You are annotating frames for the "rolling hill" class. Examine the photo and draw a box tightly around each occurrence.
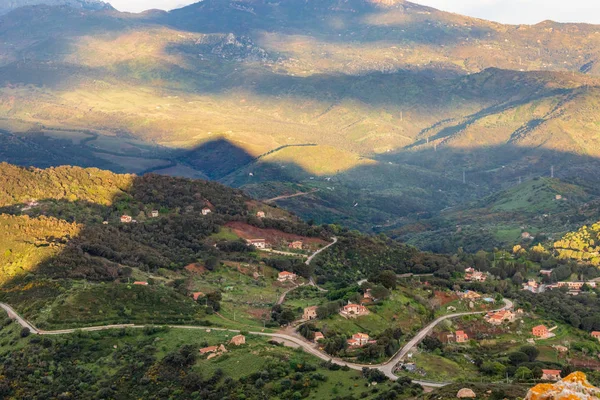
[2,0,600,247]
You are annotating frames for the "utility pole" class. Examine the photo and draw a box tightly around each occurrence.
[551,165,554,178]
[519,176,522,185]
[463,170,466,185]
[400,111,403,122]
[434,143,437,152]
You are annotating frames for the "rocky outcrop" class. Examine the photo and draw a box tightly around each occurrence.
[526,372,600,400]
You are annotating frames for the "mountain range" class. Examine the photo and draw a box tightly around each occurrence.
[2,0,600,249]
[0,0,113,15]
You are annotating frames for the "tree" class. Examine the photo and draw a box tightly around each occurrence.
[421,336,442,352]
[514,366,533,381]
[20,328,30,338]
[519,345,539,362]
[370,285,390,300]
[508,352,529,365]
[377,270,397,290]
[205,257,219,271]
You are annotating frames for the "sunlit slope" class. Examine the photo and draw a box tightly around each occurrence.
[3,2,600,238]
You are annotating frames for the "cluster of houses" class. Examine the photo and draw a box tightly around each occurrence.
[245,239,304,251]
[302,299,371,322]
[119,206,212,224]
[464,268,488,282]
[547,281,597,294]
[524,278,598,295]
[199,335,246,360]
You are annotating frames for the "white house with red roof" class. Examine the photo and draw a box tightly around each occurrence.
[340,303,369,318]
[277,271,297,282]
[347,333,371,347]
[542,369,562,381]
[485,309,516,325]
[246,239,267,249]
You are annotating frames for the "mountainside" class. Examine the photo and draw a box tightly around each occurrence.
[1,162,600,398]
[0,0,113,15]
[2,0,600,248]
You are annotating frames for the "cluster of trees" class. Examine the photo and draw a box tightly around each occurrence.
[305,326,403,362]
[475,345,563,382]
[313,233,466,286]
[356,328,404,362]
[263,257,315,279]
[554,222,600,265]
[0,163,132,208]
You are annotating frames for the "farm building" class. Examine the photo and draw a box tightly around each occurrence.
[303,306,318,320]
[340,303,369,318]
[277,271,297,282]
[246,239,267,249]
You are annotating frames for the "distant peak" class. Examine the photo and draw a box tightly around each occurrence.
[0,0,114,16]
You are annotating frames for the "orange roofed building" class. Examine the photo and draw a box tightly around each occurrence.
[455,330,469,343]
[340,303,369,318]
[532,325,549,338]
[541,369,562,381]
[133,281,148,286]
[192,292,205,301]
[278,271,297,282]
[591,331,600,340]
[485,310,515,325]
[288,241,303,250]
[347,333,371,347]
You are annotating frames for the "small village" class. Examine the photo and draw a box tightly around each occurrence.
[13,193,600,391]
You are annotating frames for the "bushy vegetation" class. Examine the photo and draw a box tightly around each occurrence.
[554,222,600,265]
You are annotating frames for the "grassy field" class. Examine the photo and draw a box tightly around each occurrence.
[402,351,478,383]
[314,288,429,337]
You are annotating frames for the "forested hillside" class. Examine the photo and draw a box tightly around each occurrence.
[2,1,600,245]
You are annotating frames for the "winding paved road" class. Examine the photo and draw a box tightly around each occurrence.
[306,237,338,265]
[0,298,512,388]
